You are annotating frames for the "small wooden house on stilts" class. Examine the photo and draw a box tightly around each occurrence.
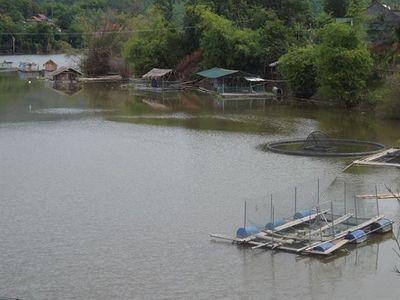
[196,67,274,110]
[50,66,82,83]
[131,68,181,91]
[196,67,270,95]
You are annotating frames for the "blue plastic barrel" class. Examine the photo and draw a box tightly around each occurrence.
[345,229,366,243]
[371,219,393,233]
[265,218,286,230]
[236,226,258,238]
[294,210,312,219]
[313,242,334,252]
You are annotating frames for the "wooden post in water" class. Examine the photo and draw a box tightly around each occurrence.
[244,201,247,228]
[344,182,348,229]
[354,195,358,225]
[272,204,275,244]
[344,182,347,214]
[270,194,273,221]
[375,184,380,217]
[318,206,323,240]
[294,186,297,215]
[331,201,335,237]
[317,179,320,207]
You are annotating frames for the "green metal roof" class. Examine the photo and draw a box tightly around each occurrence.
[196,67,239,79]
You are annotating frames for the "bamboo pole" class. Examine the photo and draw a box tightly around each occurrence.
[244,201,247,228]
[375,184,380,217]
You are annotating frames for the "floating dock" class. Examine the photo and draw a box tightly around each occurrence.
[348,148,400,169]
[211,194,393,256]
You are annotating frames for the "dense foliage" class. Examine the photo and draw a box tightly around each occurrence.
[279,47,318,98]
[0,0,153,53]
[316,23,373,106]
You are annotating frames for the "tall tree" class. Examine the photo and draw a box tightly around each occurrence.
[323,0,350,17]
[316,23,373,106]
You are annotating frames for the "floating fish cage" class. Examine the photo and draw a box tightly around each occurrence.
[263,131,385,157]
[211,206,393,256]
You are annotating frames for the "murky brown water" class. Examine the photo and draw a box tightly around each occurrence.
[1,66,400,299]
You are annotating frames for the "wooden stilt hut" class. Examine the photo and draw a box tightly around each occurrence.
[131,68,181,91]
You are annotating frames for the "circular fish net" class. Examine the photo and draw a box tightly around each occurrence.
[302,131,334,152]
[263,131,385,157]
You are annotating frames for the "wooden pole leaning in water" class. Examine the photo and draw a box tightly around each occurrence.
[317,179,320,207]
[375,184,380,217]
[294,186,297,215]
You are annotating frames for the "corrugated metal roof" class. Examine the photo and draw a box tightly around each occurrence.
[196,67,239,79]
[43,59,57,66]
[50,66,82,77]
[142,68,173,79]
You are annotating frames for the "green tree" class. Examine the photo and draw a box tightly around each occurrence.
[193,6,262,72]
[279,46,318,98]
[259,11,293,66]
[316,23,373,106]
[123,9,184,76]
[323,0,350,17]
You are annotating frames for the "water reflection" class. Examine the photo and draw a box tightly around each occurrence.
[45,81,83,97]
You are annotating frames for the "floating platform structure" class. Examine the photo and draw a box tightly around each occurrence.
[211,185,393,256]
[349,148,400,169]
[211,208,393,256]
[196,67,276,110]
[130,68,182,92]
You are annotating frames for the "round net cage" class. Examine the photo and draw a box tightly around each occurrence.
[262,131,385,157]
[302,131,334,152]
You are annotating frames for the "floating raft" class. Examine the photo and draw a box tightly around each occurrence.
[211,209,393,256]
[350,148,400,169]
[356,192,400,200]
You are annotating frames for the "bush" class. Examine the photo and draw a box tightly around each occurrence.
[315,23,373,107]
[279,46,317,98]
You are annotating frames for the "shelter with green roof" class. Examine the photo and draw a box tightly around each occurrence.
[196,67,266,95]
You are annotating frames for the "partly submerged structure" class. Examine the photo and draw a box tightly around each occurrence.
[266,131,385,157]
[50,66,82,83]
[131,68,181,91]
[196,67,267,95]
[350,148,400,169]
[211,194,393,256]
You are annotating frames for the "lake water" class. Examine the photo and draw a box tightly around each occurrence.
[0,68,400,299]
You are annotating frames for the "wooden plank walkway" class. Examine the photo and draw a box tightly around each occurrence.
[269,210,329,232]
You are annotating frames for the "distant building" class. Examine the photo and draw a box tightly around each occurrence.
[335,17,354,26]
[196,67,266,94]
[366,0,400,26]
[43,60,58,72]
[27,14,53,24]
[18,61,39,72]
[50,66,82,83]
[0,60,13,69]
